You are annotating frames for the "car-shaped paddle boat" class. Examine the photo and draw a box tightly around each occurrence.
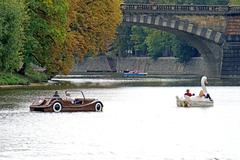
[30,91,103,112]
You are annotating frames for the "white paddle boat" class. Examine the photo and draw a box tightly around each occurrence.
[176,76,214,107]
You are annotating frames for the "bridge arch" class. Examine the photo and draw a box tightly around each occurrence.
[123,14,224,77]
[120,4,234,77]
[124,14,225,45]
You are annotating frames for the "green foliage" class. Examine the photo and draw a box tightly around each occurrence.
[131,26,148,56]
[0,72,29,85]
[25,0,69,75]
[112,24,133,57]
[0,0,123,82]
[25,67,48,83]
[145,29,180,59]
[0,0,27,72]
[229,0,240,5]
[174,42,200,63]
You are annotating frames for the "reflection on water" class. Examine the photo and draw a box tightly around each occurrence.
[50,77,197,87]
[1,86,240,160]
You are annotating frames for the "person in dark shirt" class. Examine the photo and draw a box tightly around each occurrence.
[184,89,194,97]
[53,91,60,98]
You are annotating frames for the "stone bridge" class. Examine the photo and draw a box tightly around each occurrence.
[121,4,240,78]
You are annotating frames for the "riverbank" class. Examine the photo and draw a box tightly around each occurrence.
[0,72,29,85]
[0,82,79,90]
[0,71,48,86]
[1,73,240,90]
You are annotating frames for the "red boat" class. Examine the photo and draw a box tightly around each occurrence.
[30,91,103,112]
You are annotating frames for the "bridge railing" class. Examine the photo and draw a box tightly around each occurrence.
[229,6,240,14]
[121,4,240,15]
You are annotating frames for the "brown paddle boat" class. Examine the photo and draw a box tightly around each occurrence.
[30,91,103,112]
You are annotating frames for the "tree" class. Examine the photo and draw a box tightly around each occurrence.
[145,29,179,59]
[111,24,134,57]
[66,0,122,61]
[25,0,69,75]
[0,0,27,73]
[229,0,240,5]
[174,41,200,63]
[131,26,148,56]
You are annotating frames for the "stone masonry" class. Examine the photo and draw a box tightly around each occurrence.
[121,4,240,78]
[72,56,208,77]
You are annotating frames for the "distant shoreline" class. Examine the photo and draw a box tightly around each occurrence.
[1,76,240,90]
[0,83,50,90]
[0,73,240,90]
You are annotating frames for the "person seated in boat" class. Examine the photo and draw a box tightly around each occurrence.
[53,91,60,98]
[199,90,205,97]
[199,90,213,101]
[205,93,213,101]
[184,89,194,97]
[65,91,75,104]
[123,69,129,73]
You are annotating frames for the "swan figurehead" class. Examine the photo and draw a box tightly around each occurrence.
[201,76,208,94]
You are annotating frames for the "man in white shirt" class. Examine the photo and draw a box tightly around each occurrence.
[65,91,75,104]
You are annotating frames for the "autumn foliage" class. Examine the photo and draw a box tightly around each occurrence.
[0,0,122,75]
[66,0,122,60]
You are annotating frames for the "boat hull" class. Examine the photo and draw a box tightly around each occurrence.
[176,96,213,107]
[123,73,147,77]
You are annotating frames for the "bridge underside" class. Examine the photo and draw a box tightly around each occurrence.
[124,20,223,78]
[124,14,225,44]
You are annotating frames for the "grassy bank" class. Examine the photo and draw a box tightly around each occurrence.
[25,68,49,83]
[0,70,48,86]
[0,72,29,85]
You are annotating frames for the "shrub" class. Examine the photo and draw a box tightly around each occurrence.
[0,72,29,85]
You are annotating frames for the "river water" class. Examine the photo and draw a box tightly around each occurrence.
[0,86,240,160]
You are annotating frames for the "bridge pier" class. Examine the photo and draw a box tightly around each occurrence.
[222,15,240,78]
[222,41,240,78]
